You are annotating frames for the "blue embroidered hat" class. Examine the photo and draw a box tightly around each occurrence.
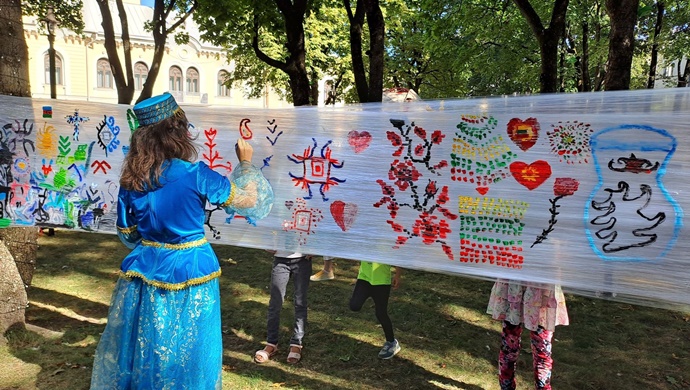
[132,92,183,127]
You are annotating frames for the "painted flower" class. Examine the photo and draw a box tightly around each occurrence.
[412,212,451,245]
[553,177,579,197]
[386,131,405,156]
[414,144,425,156]
[424,180,438,197]
[431,130,445,144]
[389,160,422,191]
[414,126,427,140]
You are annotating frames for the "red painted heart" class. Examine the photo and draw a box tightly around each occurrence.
[506,117,540,151]
[330,200,358,231]
[348,130,372,153]
[510,160,552,190]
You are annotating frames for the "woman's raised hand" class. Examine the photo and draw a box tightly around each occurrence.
[235,138,253,163]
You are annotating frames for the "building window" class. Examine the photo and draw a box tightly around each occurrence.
[134,62,149,91]
[169,66,182,92]
[44,53,63,85]
[97,58,113,88]
[186,67,199,94]
[217,70,231,97]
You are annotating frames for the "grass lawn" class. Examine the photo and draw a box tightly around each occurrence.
[1,230,689,389]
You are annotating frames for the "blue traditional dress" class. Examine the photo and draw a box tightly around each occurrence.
[90,159,243,390]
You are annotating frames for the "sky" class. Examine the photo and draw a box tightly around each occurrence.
[141,0,154,8]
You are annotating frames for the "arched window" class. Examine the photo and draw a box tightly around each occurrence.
[134,62,149,91]
[186,67,199,94]
[97,58,113,88]
[169,66,182,92]
[43,52,63,85]
[217,70,230,97]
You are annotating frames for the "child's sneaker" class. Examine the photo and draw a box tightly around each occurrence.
[310,270,335,281]
[378,339,401,359]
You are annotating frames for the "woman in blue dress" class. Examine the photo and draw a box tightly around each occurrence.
[90,93,269,389]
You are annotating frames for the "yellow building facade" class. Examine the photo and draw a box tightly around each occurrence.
[22,0,291,108]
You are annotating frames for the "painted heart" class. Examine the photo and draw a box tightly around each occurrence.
[285,200,294,210]
[476,187,489,195]
[506,117,540,151]
[510,160,552,190]
[330,200,358,232]
[347,130,372,153]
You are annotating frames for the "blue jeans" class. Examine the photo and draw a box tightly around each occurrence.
[266,256,312,346]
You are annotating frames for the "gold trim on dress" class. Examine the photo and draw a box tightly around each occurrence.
[117,225,138,234]
[220,184,236,207]
[119,269,222,291]
[140,237,208,250]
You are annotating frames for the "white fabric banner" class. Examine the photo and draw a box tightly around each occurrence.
[1,89,688,308]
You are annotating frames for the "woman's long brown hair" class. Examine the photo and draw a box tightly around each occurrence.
[120,112,198,192]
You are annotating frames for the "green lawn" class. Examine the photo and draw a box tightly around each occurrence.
[1,230,689,389]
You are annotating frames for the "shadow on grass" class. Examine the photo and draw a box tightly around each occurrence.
[6,231,688,390]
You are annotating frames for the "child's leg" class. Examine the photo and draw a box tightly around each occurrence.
[370,284,394,342]
[266,258,290,345]
[289,256,312,346]
[530,326,554,390]
[499,321,523,390]
[349,279,372,312]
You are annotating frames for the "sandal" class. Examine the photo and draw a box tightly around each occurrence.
[286,344,303,364]
[254,343,278,364]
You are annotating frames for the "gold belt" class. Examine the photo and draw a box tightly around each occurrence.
[140,237,208,250]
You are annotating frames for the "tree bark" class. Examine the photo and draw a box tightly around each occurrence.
[0,240,28,335]
[513,0,570,93]
[0,0,31,97]
[647,2,664,89]
[248,1,311,106]
[0,1,38,335]
[96,0,135,104]
[604,0,640,90]
[137,0,198,103]
[345,0,369,102]
[581,21,591,91]
[678,60,690,88]
[364,0,384,102]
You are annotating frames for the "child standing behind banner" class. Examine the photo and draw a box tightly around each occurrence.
[486,280,569,390]
[254,251,312,364]
[349,261,402,359]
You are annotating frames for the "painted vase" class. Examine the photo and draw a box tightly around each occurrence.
[585,125,682,261]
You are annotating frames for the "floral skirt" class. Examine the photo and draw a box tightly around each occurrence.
[487,280,569,331]
[90,276,222,389]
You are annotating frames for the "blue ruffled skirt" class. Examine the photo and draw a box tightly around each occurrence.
[90,277,222,389]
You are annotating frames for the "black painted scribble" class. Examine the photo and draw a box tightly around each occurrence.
[589,181,666,253]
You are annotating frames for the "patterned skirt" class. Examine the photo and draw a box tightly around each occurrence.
[486,280,569,331]
[90,277,222,389]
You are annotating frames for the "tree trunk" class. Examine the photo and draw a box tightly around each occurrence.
[0,1,36,336]
[0,228,39,288]
[137,23,167,103]
[678,60,690,88]
[647,2,664,89]
[284,6,311,106]
[582,21,591,91]
[513,0,570,93]
[0,227,38,335]
[96,0,135,104]
[0,0,31,97]
[365,0,384,102]
[604,0,640,90]
[345,0,370,102]
[0,240,27,335]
